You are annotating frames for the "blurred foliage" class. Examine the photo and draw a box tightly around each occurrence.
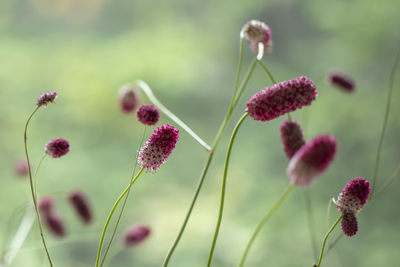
[0,0,399,266]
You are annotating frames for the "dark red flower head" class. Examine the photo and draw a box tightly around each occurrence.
[337,177,370,214]
[341,212,358,237]
[328,69,355,93]
[44,213,66,237]
[45,138,70,158]
[68,190,93,224]
[124,225,151,247]
[279,119,305,159]
[37,91,57,107]
[136,104,160,126]
[119,84,140,113]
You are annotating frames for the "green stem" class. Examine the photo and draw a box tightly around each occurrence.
[33,154,47,200]
[162,37,256,267]
[95,167,144,267]
[136,80,211,152]
[99,127,147,267]
[303,189,318,262]
[24,106,54,267]
[316,214,343,267]
[238,184,296,267]
[375,163,400,197]
[370,46,400,200]
[326,197,333,230]
[207,113,248,266]
[232,59,256,108]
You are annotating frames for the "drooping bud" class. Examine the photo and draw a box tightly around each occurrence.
[14,159,29,177]
[250,40,273,57]
[136,104,160,126]
[287,135,337,187]
[36,91,57,107]
[118,84,141,113]
[279,119,305,159]
[138,124,179,172]
[68,190,93,224]
[341,211,358,237]
[123,225,151,247]
[45,138,70,158]
[328,69,355,93]
[337,177,370,214]
[246,76,317,121]
[242,20,272,46]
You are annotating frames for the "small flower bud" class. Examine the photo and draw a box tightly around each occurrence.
[68,190,93,224]
[328,69,355,93]
[136,104,160,126]
[118,84,141,113]
[279,119,305,159]
[287,135,337,187]
[337,177,370,214]
[341,211,358,237]
[246,76,317,122]
[242,20,272,45]
[123,225,151,247]
[45,138,70,158]
[14,159,29,177]
[44,213,66,237]
[138,124,179,172]
[38,197,54,215]
[36,91,57,107]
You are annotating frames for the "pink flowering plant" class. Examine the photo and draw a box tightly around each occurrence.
[2,15,400,267]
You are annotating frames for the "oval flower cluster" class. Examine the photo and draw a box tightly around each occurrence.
[123,225,151,247]
[37,91,57,107]
[45,138,70,158]
[279,119,305,159]
[68,191,93,224]
[328,69,355,93]
[336,177,370,236]
[137,104,160,126]
[38,197,66,237]
[119,84,141,113]
[138,124,179,172]
[246,76,317,121]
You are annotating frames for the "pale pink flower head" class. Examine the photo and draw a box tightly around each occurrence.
[118,84,141,113]
[246,76,317,121]
[38,196,55,215]
[14,159,29,177]
[337,177,370,214]
[36,91,57,107]
[138,124,179,172]
[242,20,272,45]
[136,104,160,126]
[68,190,93,224]
[124,225,151,247]
[341,211,358,237]
[45,138,70,158]
[279,119,305,159]
[328,69,355,93]
[287,135,337,187]
[44,213,66,237]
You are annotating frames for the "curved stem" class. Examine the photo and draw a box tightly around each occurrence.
[95,167,144,267]
[33,154,47,199]
[162,37,255,267]
[24,106,54,267]
[99,127,147,267]
[370,46,400,200]
[232,59,257,108]
[375,162,400,197]
[136,80,211,152]
[238,184,296,267]
[303,189,318,262]
[316,214,343,267]
[207,113,248,266]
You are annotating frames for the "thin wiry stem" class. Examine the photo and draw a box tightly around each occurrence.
[303,189,318,262]
[238,184,296,267]
[24,106,54,267]
[370,46,400,199]
[207,113,248,266]
[136,80,211,152]
[375,162,400,197]
[99,127,147,267]
[95,167,145,267]
[316,214,343,267]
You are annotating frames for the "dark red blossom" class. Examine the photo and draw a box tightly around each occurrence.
[246,76,317,121]
[341,212,358,237]
[279,119,305,159]
[328,70,355,92]
[37,91,57,107]
[44,213,66,237]
[68,190,93,224]
[45,138,70,158]
[136,104,160,126]
[119,84,140,113]
[124,225,151,247]
[337,177,370,214]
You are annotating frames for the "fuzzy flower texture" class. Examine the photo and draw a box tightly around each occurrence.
[137,104,160,126]
[37,91,57,107]
[287,135,336,187]
[280,119,305,159]
[138,124,179,172]
[246,76,317,121]
[45,138,70,158]
[242,20,273,56]
[336,178,370,237]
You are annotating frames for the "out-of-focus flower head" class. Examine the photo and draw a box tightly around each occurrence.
[45,138,70,158]
[279,119,305,159]
[123,225,151,247]
[118,84,141,113]
[136,104,160,126]
[37,91,57,107]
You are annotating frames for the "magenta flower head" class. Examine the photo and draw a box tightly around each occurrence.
[341,211,358,237]
[38,196,55,216]
[123,225,151,247]
[14,159,29,177]
[279,119,305,159]
[68,190,92,224]
[44,213,66,237]
[138,124,179,172]
[337,177,370,215]
[45,138,70,158]
[246,76,317,121]
[242,20,272,46]
[136,104,160,126]
[328,69,355,93]
[37,91,57,107]
[287,135,337,187]
[118,84,141,114]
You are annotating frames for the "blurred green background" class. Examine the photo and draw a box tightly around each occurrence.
[0,0,399,266]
